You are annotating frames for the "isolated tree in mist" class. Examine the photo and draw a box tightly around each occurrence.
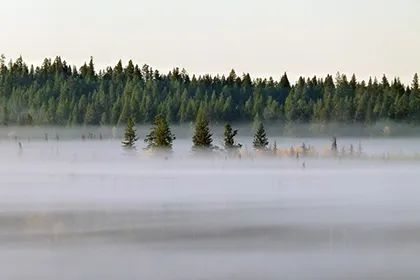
[253,122,269,150]
[122,117,138,149]
[273,141,278,154]
[331,137,338,153]
[144,115,175,150]
[192,112,213,149]
[224,123,242,149]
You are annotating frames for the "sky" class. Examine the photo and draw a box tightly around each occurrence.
[1,0,419,84]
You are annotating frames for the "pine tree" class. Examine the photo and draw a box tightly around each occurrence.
[253,122,269,150]
[412,73,419,91]
[279,72,291,89]
[144,115,176,150]
[192,113,213,150]
[122,117,138,149]
[224,123,241,149]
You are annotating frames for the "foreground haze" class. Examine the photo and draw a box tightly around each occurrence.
[1,127,420,279]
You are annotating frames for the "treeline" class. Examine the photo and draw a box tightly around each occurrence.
[0,56,419,126]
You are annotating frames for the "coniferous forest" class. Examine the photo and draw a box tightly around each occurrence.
[0,55,419,126]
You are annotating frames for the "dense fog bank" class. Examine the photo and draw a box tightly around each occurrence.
[0,138,420,279]
[2,122,420,141]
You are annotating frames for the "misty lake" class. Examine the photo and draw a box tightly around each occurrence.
[1,127,420,279]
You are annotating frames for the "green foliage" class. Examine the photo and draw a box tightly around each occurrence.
[253,122,269,150]
[192,113,213,149]
[122,117,138,149]
[224,123,241,149]
[0,56,419,125]
[144,115,176,150]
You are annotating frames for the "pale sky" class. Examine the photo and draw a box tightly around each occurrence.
[1,0,419,83]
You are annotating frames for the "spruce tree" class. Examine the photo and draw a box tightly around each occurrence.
[412,73,419,91]
[253,122,269,150]
[144,115,176,150]
[192,113,213,150]
[224,123,241,149]
[122,117,138,149]
[279,72,291,89]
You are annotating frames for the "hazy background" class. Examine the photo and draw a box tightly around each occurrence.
[1,0,419,83]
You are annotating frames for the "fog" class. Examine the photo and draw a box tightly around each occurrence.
[1,126,420,279]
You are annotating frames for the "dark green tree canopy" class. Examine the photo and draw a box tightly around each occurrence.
[144,115,176,150]
[0,56,419,126]
[253,122,269,150]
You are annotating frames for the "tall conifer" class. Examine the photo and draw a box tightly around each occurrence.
[253,122,269,150]
[192,112,213,150]
[122,117,138,149]
[145,115,175,151]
